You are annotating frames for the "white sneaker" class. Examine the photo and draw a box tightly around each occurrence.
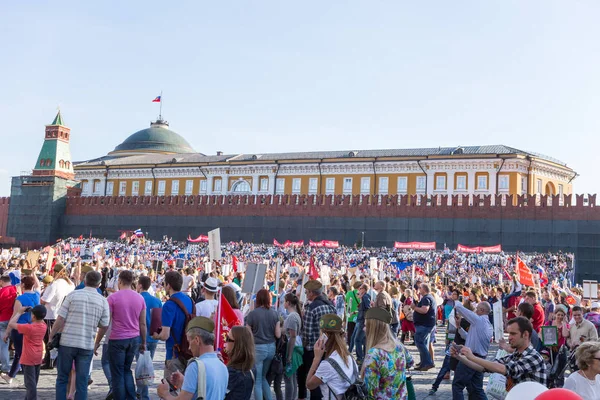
[0,372,13,385]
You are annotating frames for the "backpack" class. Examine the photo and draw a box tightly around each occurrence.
[326,357,367,400]
[168,296,194,363]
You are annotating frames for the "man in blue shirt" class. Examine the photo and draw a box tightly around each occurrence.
[137,275,163,400]
[156,316,228,400]
[411,283,437,371]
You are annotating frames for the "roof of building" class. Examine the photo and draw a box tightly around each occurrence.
[50,111,64,126]
[109,120,195,155]
[75,144,570,169]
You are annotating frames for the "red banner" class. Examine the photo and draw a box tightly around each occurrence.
[394,242,436,250]
[215,292,242,364]
[188,235,209,243]
[274,239,305,247]
[516,256,535,287]
[310,240,339,248]
[457,244,502,253]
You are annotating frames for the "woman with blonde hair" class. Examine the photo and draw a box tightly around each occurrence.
[563,341,600,399]
[225,326,256,400]
[362,307,413,400]
[307,314,358,399]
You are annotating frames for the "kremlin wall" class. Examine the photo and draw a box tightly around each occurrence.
[1,111,598,282]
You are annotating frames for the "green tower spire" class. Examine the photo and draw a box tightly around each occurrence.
[32,110,74,180]
[50,110,64,126]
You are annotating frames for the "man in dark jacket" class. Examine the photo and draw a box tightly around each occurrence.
[354,283,372,364]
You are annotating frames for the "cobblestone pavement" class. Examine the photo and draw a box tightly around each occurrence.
[0,325,494,399]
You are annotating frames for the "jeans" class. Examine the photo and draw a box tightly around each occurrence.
[108,336,140,400]
[414,325,434,367]
[354,322,366,361]
[346,321,356,351]
[56,345,94,400]
[452,359,487,400]
[284,370,298,400]
[432,354,451,390]
[42,319,56,368]
[0,322,10,373]
[23,364,41,400]
[102,342,112,388]
[136,341,158,400]
[390,323,399,337]
[348,323,357,353]
[254,342,276,400]
[297,349,321,400]
[8,329,23,377]
[268,368,283,400]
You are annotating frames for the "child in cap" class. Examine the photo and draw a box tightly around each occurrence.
[7,304,47,398]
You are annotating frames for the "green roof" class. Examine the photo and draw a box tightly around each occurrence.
[110,122,195,154]
[50,111,64,126]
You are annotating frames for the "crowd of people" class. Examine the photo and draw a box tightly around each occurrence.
[0,236,596,400]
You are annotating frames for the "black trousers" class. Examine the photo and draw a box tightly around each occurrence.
[346,321,356,347]
[42,319,55,369]
[297,349,323,400]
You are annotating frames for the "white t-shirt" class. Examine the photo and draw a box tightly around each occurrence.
[563,370,600,400]
[41,278,75,320]
[182,275,195,293]
[315,351,357,400]
[195,299,218,318]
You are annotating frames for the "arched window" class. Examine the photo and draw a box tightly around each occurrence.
[59,160,64,168]
[66,161,70,169]
[231,180,251,193]
[46,159,52,167]
[40,159,45,167]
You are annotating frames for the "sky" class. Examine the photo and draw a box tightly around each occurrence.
[1,1,598,197]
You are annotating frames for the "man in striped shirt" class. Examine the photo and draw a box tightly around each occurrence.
[49,271,110,400]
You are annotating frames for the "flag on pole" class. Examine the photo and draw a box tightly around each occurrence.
[215,291,242,364]
[309,256,319,280]
[516,256,535,287]
[152,95,161,103]
[119,231,127,240]
[232,256,238,273]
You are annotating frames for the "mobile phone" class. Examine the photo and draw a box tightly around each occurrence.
[319,332,329,346]
[162,378,178,392]
[24,307,32,313]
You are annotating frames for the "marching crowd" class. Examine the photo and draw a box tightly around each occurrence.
[0,237,597,400]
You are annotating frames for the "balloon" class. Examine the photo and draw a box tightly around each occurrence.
[535,388,583,400]
[505,381,548,400]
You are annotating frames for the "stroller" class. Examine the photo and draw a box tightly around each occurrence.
[547,345,578,388]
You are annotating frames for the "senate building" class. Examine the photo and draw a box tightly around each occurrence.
[71,115,576,201]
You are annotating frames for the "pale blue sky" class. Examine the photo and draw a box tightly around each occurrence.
[1,1,598,196]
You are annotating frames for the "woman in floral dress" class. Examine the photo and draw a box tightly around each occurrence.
[362,307,414,400]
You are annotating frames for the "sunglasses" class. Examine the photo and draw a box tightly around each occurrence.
[225,336,235,343]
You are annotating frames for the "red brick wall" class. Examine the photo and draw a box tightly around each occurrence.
[64,194,600,221]
[0,197,9,238]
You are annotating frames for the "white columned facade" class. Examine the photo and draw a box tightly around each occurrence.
[251,174,259,194]
[206,176,213,195]
[489,168,498,205]
[426,171,435,197]
[446,171,455,205]
[467,170,476,205]
[221,175,229,194]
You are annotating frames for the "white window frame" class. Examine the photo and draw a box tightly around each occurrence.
[326,178,335,194]
[171,180,180,195]
[200,180,207,193]
[498,175,509,191]
[416,176,426,192]
[343,177,353,194]
[360,177,370,194]
[276,178,285,194]
[456,176,466,191]
[558,184,564,196]
[536,179,542,194]
[106,182,114,196]
[436,175,446,191]
[93,181,102,194]
[292,178,301,194]
[144,181,152,196]
[185,180,193,195]
[119,181,127,196]
[158,180,166,196]
[477,175,488,190]
[308,177,318,194]
[379,177,389,195]
[398,177,408,194]
[82,181,90,194]
[260,178,269,192]
[214,179,222,193]
[132,181,140,196]
[521,177,528,193]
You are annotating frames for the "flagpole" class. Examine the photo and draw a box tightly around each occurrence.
[215,287,222,352]
[159,90,163,120]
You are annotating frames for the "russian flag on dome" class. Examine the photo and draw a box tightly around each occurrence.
[134,229,144,237]
[152,95,161,103]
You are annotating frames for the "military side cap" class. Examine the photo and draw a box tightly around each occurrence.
[304,280,322,291]
[366,307,392,324]
[22,269,32,276]
[42,275,54,284]
[319,314,343,332]
[186,316,215,334]
[81,265,94,274]
[54,263,65,273]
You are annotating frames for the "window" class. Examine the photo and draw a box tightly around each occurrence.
[326,178,335,194]
[214,179,222,193]
[343,177,353,194]
[276,178,285,194]
[158,180,166,195]
[260,178,269,192]
[40,159,45,167]
[232,180,250,192]
[185,180,194,195]
[498,175,509,190]
[436,175,446,190]
[46,159,52,166]
[558,184,564,196]
[119,182,127,196]
[477,175,488,190]
[200,180,207,193]
[456,176,466,190]
[309,178,318,193]
[82,181,90,194]
[521,177,528,193]
[132,181,139,196]
[106,182,114,196]
[144,181,152,196]
[416,176,426,191]
[171,180,180,195]
[360,177,370,194]
[292,178,301,193]
[397,177,408,193]
[379,177,389,195]
[536,179,542,194]
[93,181,101,194]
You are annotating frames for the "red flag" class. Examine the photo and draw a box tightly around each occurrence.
[309,256,319,280]
[566,295,577,305]
[119,232,127,240]
[232,256,238,273]
[516,256,535,287]
[215,292,242,364]
[78,235,83,240]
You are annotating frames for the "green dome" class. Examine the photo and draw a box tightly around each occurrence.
[110,120,194,155]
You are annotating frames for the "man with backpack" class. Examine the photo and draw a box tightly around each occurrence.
[152,271,194,377]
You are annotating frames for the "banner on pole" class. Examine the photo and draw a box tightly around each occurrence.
[456,244,502,253]
[394,242,436,250]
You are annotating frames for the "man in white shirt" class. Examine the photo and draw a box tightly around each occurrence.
[195,277,219,318]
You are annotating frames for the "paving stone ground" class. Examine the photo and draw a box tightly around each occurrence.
[0,325,492,399]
